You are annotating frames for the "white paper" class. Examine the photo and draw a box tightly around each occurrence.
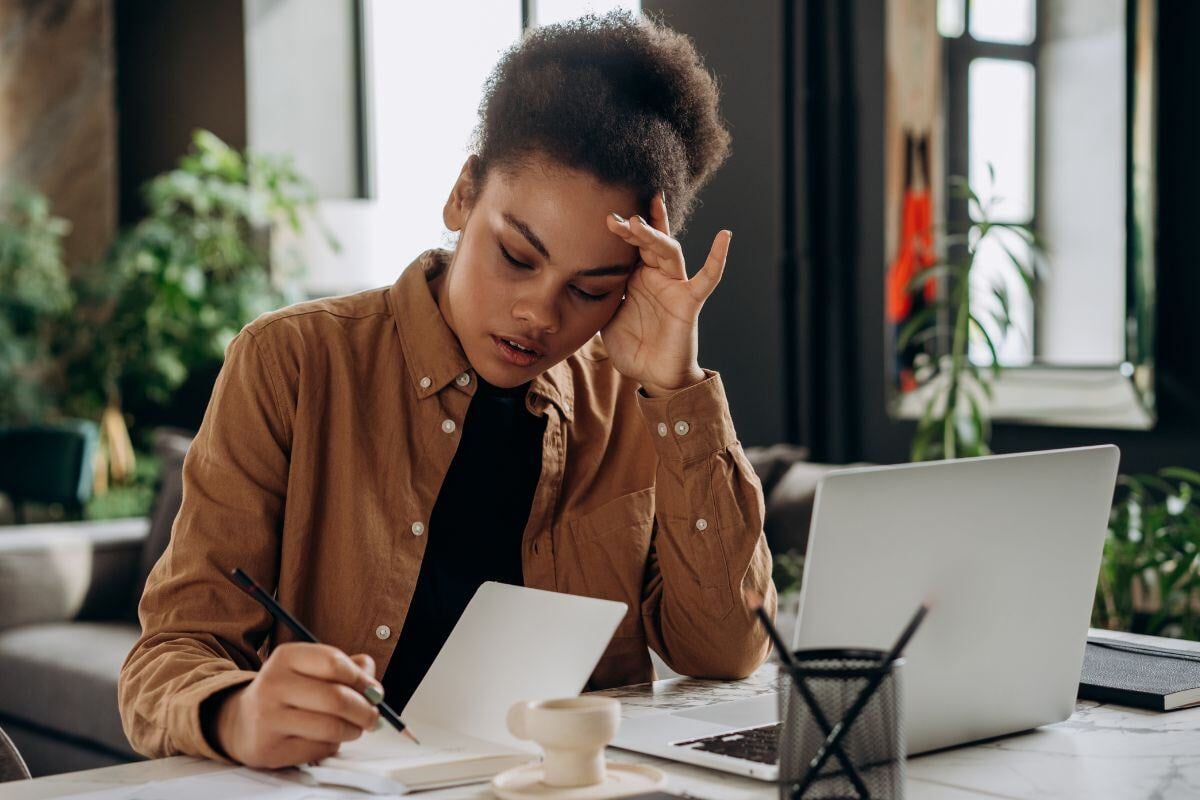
[304,584,626,795]
[298,710,534,794]
[51,767,397,799]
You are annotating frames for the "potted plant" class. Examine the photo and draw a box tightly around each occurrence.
[0,132,333,522]
[1093,468,1200,639]
[59,130,333,494]
[898,170,1045,461]
[0,188,101,522]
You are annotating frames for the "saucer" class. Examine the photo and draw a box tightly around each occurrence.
[492,761,667,800]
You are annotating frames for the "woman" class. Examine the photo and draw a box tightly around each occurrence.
[118,11,775,769]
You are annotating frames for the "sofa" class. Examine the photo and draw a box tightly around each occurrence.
[0,434,840,777]
[0,429,191,776]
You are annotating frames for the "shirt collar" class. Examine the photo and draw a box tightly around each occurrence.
[387,249,575,421]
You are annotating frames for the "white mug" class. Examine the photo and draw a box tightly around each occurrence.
[506,696,621,787]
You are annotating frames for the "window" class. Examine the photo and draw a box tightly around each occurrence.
[287,0,641,295]
[943,0,1039,368]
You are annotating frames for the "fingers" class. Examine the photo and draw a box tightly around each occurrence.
[249,737,341,771]
[607,212,687,281]
[278,643,382,699]
[275,706,366,745]
[274,672,381,732]
[349,653,377,681]
[691,230,732,299]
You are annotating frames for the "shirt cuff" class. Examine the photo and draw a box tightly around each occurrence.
[168,668,258,763]
[635,370,738,463]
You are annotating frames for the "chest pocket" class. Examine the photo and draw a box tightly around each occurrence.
[560,487,655,637]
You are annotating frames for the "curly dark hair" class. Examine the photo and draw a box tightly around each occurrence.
[470,10,731,235]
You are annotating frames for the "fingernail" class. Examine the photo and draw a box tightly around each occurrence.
[610,212,626,223]
[364,684,384,705]
[634,215,646,225]
[373,716,386,732]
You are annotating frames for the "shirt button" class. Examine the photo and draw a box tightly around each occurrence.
[419,376,432,389]
[455,372,470,387]
[695,518,709,532]
[441,419,456,434]
[411,521,425,536]
[657,422,668,438]
[674,420,691,436]
[375,625,391,640]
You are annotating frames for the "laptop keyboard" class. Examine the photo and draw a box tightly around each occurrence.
[672,722,781,765]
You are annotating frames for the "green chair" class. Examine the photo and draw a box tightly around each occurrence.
[0,420,99,523]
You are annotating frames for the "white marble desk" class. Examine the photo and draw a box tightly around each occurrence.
[8,638,1200,800]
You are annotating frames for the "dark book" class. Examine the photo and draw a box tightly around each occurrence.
[1079,637,1200,711]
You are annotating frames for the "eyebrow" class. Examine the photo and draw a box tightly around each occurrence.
[502,213,637,278]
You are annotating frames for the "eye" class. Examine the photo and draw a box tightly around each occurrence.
[572,286,609,302]
[499,243,532,269]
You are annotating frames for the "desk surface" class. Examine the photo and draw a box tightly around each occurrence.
[9,635,1200,800]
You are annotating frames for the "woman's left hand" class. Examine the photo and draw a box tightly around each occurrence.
[601,192,731,397]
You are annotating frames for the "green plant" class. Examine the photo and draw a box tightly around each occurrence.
[85,451,161,521]
[1094,468,1200,639]
[61,129,332,422]
[773,549,806,597]
[902,171,1045,461]
[0,187,72,424]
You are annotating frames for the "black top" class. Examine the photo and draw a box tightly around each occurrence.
[381,376,546,710]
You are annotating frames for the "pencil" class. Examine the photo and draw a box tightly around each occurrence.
[228,567,420,745]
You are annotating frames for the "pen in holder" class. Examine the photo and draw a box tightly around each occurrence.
[777,649,904,800]
[751,599,927,800]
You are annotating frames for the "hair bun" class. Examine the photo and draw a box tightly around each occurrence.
[471,10,731,235]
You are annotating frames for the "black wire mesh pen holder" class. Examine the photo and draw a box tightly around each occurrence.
[777,649,905,800]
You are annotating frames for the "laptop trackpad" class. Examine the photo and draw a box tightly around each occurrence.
[673,694,779,727]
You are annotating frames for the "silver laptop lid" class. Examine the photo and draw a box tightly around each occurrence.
[793,445,1120,754]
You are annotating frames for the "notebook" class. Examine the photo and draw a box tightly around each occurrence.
[1079,636,1200,711]
[300,583,628,795]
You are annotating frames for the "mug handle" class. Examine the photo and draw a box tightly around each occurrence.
[506,701,531,740]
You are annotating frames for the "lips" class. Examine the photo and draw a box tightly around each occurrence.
[491,335,544,367]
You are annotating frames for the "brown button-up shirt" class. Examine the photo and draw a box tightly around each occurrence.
[118,249,776,762]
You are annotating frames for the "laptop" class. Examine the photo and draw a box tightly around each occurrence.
[611,445,1120,780]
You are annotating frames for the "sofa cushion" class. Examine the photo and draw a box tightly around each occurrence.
[132,428,193,614]
[0,519,148,631]
[0,622,141,758]
[763,462,868,555]
[743,443,810,499]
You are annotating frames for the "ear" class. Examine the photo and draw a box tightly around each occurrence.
[443,155,480,232]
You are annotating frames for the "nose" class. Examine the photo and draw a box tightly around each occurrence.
[511,285,560,336]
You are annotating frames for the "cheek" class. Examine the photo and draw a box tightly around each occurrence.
[565,297,624,341]
[447,261,509,325]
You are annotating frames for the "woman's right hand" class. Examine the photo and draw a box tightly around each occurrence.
[210,642,384,768]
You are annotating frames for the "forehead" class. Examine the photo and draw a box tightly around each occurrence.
[478,160,639,266]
